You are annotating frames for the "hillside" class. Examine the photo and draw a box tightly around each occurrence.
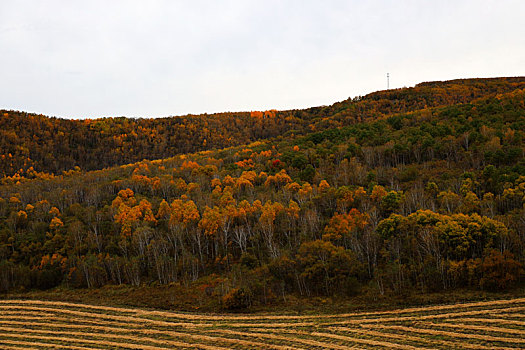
[0,77,524,311]
[1,77,524,178]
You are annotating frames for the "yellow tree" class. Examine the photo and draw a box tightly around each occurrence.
[259,201,284,258]
[438,190,460,213]
[370,185,387,203]
[112,189,157,238]
[156,199,171,220]
[323,209,369,242]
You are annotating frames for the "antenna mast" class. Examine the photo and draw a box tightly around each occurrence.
[387,73,390,90]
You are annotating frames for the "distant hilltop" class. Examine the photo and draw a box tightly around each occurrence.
[1,76,524,177]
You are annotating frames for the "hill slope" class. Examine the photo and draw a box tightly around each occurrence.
[0,77,524,309]
[1,77,524,177]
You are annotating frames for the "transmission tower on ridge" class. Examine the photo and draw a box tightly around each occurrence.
[387,73,390,90]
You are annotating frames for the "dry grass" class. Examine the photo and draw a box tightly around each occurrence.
[454,317,525,326]
[421,320,525,336]
[270,328,435,350]
[328,326,496,350]
[214,329,360,350]
[1,297,524,349]
[3,296,525,320]
[0,338,94,350]
[0,326,230,350]
[366,324,525,346]
[0,320,292,350]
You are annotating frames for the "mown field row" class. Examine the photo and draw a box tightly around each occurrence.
[0,297,524,349]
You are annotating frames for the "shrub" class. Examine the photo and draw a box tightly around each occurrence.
[222,287,251,310]
[297,240,363,296]
[479,249,524,291]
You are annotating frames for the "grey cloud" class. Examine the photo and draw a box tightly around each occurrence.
[0,0,523,119]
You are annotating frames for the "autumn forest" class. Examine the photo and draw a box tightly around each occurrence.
[1,77,525,310]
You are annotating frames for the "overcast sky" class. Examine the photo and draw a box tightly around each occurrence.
[0,1,524,119]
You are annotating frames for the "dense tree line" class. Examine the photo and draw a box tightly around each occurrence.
[0,78,524,309]
[1,77,524,178]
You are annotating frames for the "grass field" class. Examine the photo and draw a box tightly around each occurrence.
[0,298,524,349]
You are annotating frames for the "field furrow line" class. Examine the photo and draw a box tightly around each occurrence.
[0,341,42,350]
[0,315,138,329]
[0,304,312,329]
[307,330,426,350]
[0,311,322,350]
[4,303,524,329]
[0,310,317,329]
[214,329,363,350]
[330,306,525,325]
[2,297,525,350]
[0,326,230,350]
[367,324,525,345]
[0,333,159,350]
[327,326,489,350]
[0,338,99,350]
[455,317,525,327]
[0,320,297,350]
[0,305,203,328]
[250,328,429,350]
[498,313,525,320]
[3,298,525,321]
[0,310,61,317]
[141,330,296,350]
[421,321,525,336]
[329,298,525,319]
[329,326,513,350]
[0,300,138,316]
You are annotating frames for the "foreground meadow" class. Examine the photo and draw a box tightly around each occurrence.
[0,297,524,349]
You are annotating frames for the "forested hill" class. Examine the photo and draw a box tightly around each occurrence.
[0,79,524,306]
[1,77,524,178]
